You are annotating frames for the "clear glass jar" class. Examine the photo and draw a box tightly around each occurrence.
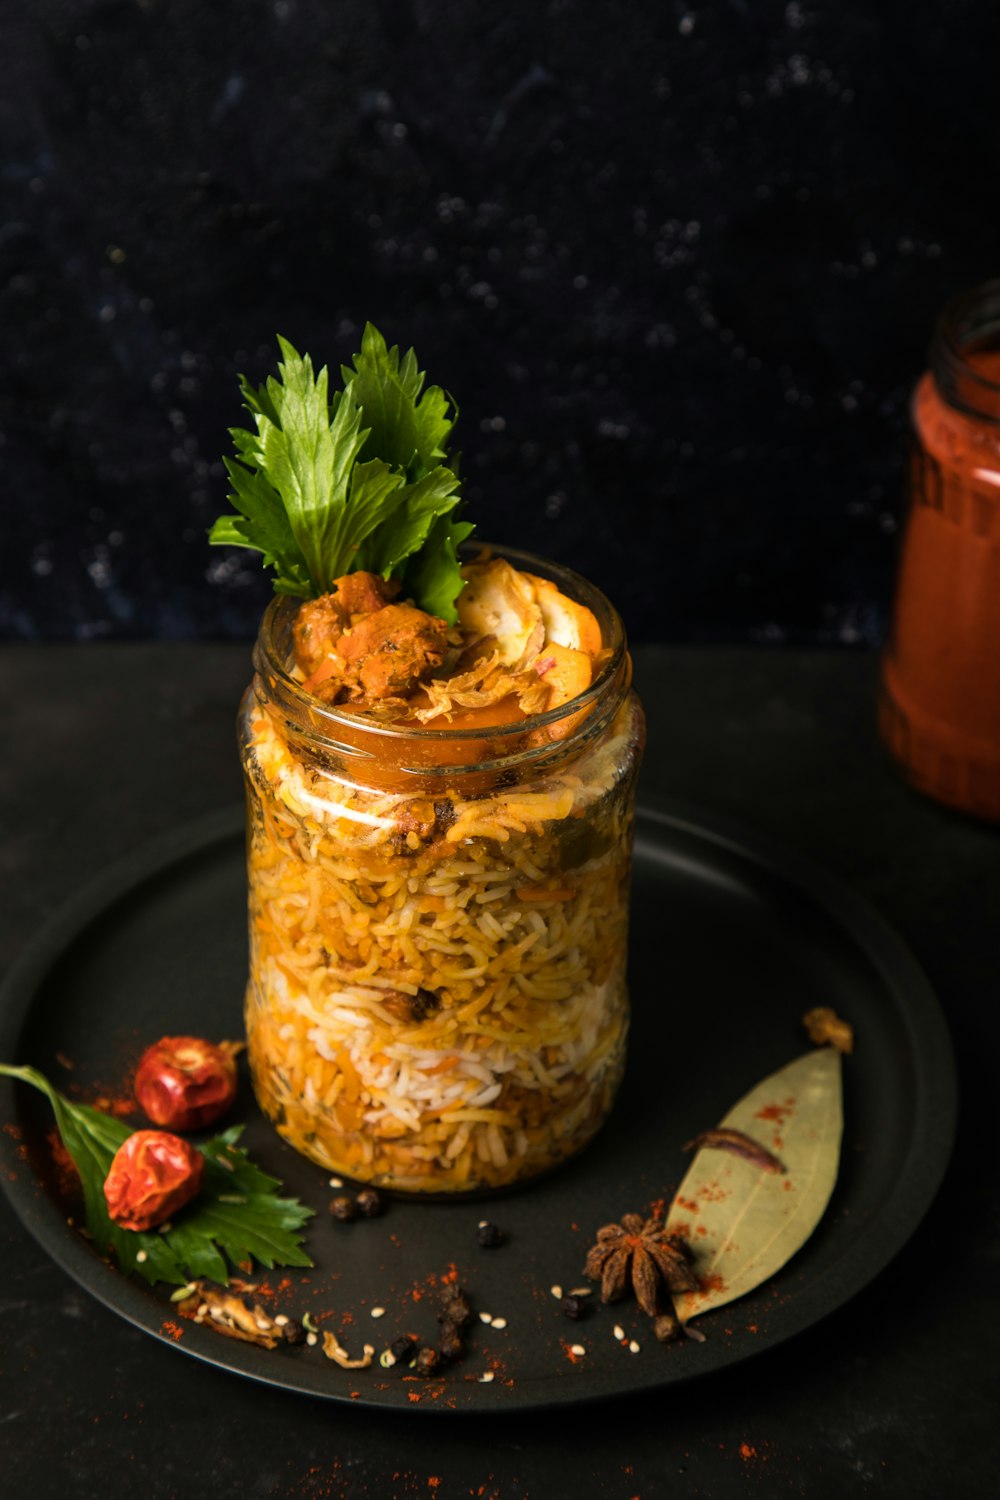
[239,549,645,1193]
[879,279,1000,820]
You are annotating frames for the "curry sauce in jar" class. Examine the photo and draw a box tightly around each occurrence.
[240,549,644,1194]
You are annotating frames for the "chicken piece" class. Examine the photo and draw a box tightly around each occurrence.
[293,592,347,679]
[334,570,399,620]
[293,572,399,682]
[339,603,448,702]
[457,559,544,666]
[523,572,603,655]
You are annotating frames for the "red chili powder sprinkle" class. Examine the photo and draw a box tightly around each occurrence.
[277,1277,293,1293]
[408,1392,422,1403]
[2,1122,23,1141]
[560,1340,584,1365]
[428,1479,441,1489]
[755,1102,793,1123]
[739,1442,760,1461]
[161,1321,184,1342]
[90,1093,138,1119]
[46,1128,80,1197]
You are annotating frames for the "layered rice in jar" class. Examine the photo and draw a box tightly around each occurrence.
[241,551,644,1193]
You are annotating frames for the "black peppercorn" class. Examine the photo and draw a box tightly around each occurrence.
[280,1319,306,1345]
[439,1288,472,1328]
[414,1345,441,1376]
[561,1295,587,1320]
[330,1194,357,1222]
[438,1320,464,1363]
[389,1334,416,1364]
[476,1220,503,1248]
[356,1188,383,1218]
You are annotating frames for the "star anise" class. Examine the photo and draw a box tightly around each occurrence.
[584,1214,698,1317]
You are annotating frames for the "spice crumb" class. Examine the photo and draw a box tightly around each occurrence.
[628,1339,640,1354]
[490,1317,507,1330]
[371,1306,386,1319]
[569,1343,586,1357]
[550,1284,563,1299]
[479,1312,493,1325]
[613,1324,625,1341]
[478,1371,495,1383]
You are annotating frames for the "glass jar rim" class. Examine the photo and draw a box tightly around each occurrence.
[931,279,1000,423]
[252,544,631,773]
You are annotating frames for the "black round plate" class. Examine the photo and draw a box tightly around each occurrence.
[0,802,956,1412]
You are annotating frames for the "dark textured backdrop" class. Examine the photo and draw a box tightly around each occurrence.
[2,1,997,643]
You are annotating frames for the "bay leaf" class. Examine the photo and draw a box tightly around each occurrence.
[666,1047,843,1322]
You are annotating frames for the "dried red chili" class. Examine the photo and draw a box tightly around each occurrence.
[103,1129,205,1231]
[134,1036,239,1132]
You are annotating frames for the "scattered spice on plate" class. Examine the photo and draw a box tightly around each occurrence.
[330,1194,357,1222]
[584,1214,697,1316]
[476,1220,504,1248]
[355,1189,383,1219]
[176,1281,288,1348]
[803,1006,854,1054]
[322,1331,375,1369]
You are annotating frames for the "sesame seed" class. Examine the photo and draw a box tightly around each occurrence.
[550,1285,563,1299]
[613,1324,625,1341]
[478,1220,489,1228]
[490,1317,507,1330]
[568,1287,592,1298]
[328,1177,343,1189]
[479,1311,493,1324]
[371,1307,386,1319]
[274,1315,289,1327]
[569,1343,586,1357]
[136,1250,148,1263]
[479,1371,495,1383]
[628,1340,641,1354]
[306,1332,318,1347]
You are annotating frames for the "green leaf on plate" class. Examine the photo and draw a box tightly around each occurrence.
[666,1047,843,1322]
[0,1064,314,1287]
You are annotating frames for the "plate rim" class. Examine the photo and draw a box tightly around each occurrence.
[0,798,958,1414]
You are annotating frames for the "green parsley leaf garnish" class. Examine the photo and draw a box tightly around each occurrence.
[209,324,471,622]
[1,1064,314,1287]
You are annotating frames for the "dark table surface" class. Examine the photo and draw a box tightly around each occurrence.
[1,644,996,1499]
